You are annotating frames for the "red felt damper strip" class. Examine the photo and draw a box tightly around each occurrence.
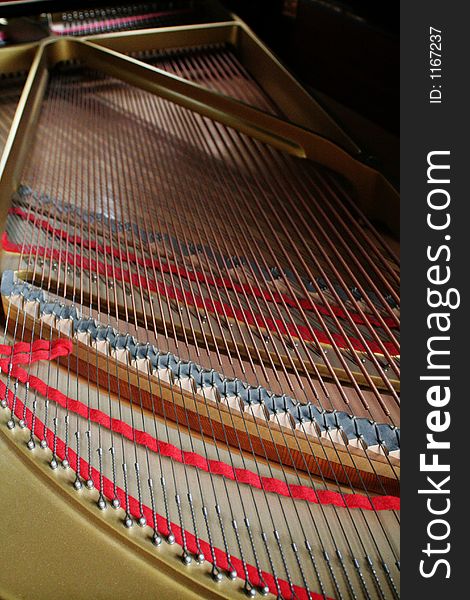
[0,339,400,512]
[0,376,328,600]
[1,232,399,357]
[9,205,399,330]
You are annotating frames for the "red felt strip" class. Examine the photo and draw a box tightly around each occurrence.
[0,339,400,512]
[1,231,399,357]
[0,376,325,600]
[9,206,399,330]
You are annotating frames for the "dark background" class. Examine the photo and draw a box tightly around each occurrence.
[223,1,399,136]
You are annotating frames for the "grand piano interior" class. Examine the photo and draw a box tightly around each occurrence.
[0,3,399,599]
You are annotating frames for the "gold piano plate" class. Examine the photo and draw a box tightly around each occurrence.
[0,412,246,600]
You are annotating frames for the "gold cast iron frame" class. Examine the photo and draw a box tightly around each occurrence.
[0,20,399,237]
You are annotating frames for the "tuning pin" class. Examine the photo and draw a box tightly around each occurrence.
[124,515,133,528]
[259,584,270,596]
[244,582,256,597]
